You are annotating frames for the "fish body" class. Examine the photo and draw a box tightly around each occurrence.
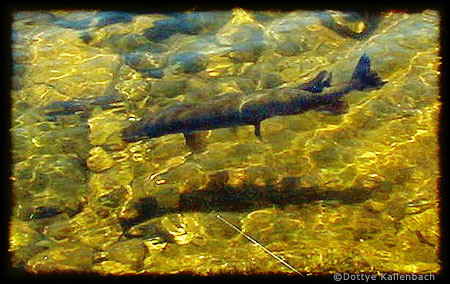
[41,94,123,120]
[122,54,386,143]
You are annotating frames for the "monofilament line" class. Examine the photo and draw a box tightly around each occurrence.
[216,214,304,276]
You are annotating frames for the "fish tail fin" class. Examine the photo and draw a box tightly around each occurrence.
[350,53,386,90]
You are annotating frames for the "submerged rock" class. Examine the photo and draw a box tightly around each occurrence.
[9,219,43,267]
[20,26,121,104]
[140,68,164,78]
[275,40,306,56]
[229,25,266,62]
[167,52,206,74]
[104,239,146,269]
[124,51,161,70]
[151,79,187,98]
[12,154,88,221]
[143,12,228,42]
[10,9,441,275]
[144,14,203,41]
[87,109,128,149]
[26,244,94,273]
[319,11,381,40]
[70,207,123,250]
[53,11,135,30]
[87,147,116,172]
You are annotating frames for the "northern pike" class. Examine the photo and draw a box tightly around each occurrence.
[121,54,386,143]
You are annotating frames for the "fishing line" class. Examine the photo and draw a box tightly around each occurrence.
[216,214,304,276]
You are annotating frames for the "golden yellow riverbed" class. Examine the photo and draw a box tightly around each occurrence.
[10,9,440,275]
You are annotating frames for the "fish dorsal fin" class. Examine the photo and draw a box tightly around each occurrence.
[299,71,332,93]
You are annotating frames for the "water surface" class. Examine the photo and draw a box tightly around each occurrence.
[10,9,440,275]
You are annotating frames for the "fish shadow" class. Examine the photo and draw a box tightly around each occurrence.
[180,185,371,212]
[119,181,373,230]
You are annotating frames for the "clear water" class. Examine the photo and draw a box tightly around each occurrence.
[10,9,440,275]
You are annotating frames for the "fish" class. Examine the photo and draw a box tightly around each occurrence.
[41,94,123,121]
[122,54,386,144]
